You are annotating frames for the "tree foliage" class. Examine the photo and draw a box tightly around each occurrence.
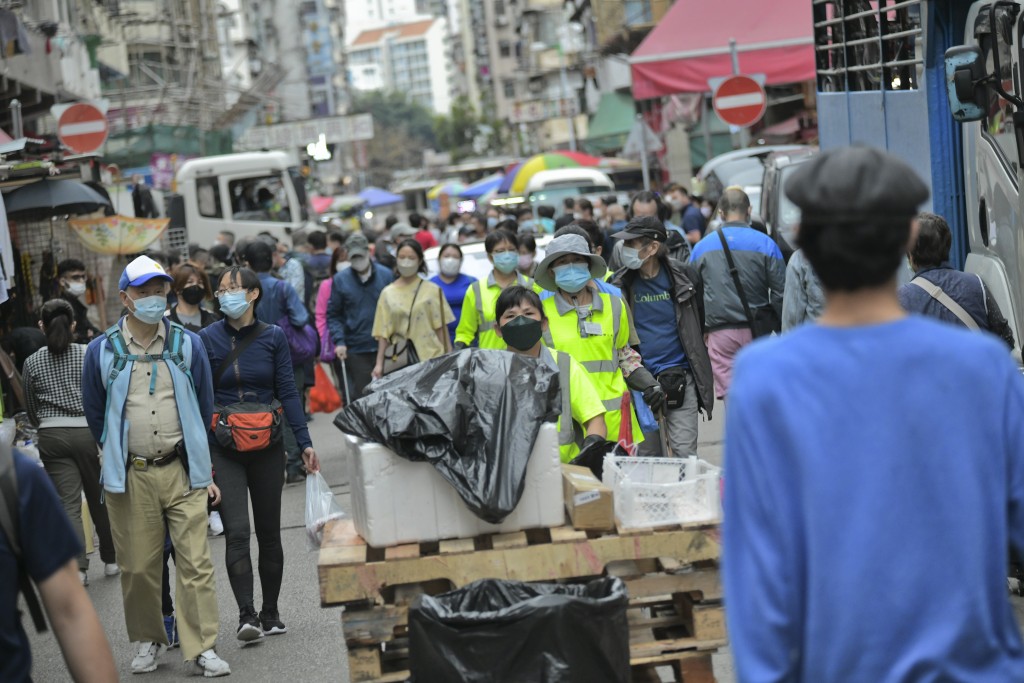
[348,91,438,186]
[433,95,509,162]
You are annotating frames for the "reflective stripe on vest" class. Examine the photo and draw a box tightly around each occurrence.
[555,351,574,446]
[471,281,496,332]
[581,360,617,373]
[602,396,622,412]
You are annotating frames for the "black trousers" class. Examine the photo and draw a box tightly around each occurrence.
[211,440,286,613]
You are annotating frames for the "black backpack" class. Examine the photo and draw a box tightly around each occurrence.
[0,440,47,632]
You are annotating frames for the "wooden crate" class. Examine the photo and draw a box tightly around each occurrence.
[319,519,725,682]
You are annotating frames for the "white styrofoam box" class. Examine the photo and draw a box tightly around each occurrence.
[346,423,563,547]
[603,455,721,530]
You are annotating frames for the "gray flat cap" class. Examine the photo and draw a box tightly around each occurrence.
[390,222,417,240]
[785,146,929,224]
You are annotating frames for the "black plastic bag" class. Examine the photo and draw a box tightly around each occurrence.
[409,577,630,683]
[569,438,623,481]
[333,349,560,523]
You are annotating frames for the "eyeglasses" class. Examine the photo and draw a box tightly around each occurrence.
[65,274,87,282]
[214,286,248,297]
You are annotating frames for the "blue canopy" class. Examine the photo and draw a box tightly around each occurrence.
[458,173,504,199]
[359,186,403,207]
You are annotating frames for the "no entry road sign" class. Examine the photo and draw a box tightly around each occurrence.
[712,75,767,128]
[57,103,109,155]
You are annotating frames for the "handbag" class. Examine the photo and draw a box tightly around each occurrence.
[717,229,781,338]
[210,322,284,452]
[383,280,423,375]
[274,281,318,364]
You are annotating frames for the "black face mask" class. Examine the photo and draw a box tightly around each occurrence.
[180,285,205,306]
[501,315,543,351]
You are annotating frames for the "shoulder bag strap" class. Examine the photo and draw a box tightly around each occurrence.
[717,229,755,330]
[213,322,269,388]
[403,280,423,339]
[910,277,979,330]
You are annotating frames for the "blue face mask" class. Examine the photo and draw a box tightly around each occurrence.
[487,217,498,229]
[218,291,251,319]
[492,251,519,274]
[130,295,167,325]
[553,263,591,293]
[621,246,646,271]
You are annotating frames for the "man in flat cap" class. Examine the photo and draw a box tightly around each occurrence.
[722,146,1024,681]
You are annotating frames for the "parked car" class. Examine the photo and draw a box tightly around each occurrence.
[697,144,804,214]
[759,147,819,262]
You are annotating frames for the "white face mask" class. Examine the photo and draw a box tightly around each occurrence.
[65,280,87,297]
[669,198,684,211]
[700,206,712,218]
[350,255,370,273]
[335,261,350,273]
[440,257,461,277]
[397,258,419,278]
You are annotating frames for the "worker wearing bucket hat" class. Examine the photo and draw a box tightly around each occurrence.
[533,234,665,449]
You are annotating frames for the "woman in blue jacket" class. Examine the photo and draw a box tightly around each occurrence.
[198,267,320,645]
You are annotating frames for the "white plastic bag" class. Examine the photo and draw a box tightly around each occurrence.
[305,472,346,551]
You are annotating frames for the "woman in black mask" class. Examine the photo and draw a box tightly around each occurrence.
[168,262,221,333]
[493,285,607,463]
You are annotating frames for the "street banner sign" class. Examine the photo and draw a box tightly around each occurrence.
[55,102,110,154]
[712,75,767,128]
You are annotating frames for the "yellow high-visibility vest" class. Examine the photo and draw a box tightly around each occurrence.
[455,271,534,349]
[542,290,643,446]
[542,347,607,463]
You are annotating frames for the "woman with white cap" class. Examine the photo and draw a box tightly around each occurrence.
[532,233,665,449]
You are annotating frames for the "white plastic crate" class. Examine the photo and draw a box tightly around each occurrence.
[602,455,721,530]
[345,423,563,547]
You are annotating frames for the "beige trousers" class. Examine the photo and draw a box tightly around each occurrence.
[105,458,219,659]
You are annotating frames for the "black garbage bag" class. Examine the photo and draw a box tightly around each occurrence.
[333,349,560,523]
[569,438,622,481]
[409,577,630,683]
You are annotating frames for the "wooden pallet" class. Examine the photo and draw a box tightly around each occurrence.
[319,520,725,682]
[318,519,721,606]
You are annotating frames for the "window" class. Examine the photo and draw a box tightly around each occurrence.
[980,11,1020,168]
[495,0,505,15]
[197,178,222,218]
[624,0,652,26]
[503,79,515,98]
[228,175,292,223]
[499,40,511,58]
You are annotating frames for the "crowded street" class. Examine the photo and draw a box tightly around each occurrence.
[8,1,1024,683]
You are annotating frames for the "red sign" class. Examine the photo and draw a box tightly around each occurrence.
[712,75,767,128]
[57,103,109,154]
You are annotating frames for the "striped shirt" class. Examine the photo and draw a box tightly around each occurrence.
[22,344,88,428]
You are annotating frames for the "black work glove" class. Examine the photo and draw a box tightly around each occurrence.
[580,434,608,453]
[453,341,468,351]
[625,367,666,414]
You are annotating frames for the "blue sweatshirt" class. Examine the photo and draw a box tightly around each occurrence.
[256,272,309,328]
[723,316,1024,682]
[326,263,393,354]
[199,319,312,451]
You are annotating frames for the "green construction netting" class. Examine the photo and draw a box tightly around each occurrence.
[103,125,233,168]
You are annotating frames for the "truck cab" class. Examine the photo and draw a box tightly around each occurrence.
[947,1,1024,345]
[173,151,311,248]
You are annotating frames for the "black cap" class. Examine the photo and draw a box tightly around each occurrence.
[785,146,929,225]
[612,215,668,242]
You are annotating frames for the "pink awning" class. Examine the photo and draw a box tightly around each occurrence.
[630,0,816,100]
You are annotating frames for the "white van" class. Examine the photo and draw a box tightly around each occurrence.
[173,151,311,248]
[524,168,615,211]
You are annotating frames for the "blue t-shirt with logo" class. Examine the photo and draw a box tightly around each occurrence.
[632,268,687,374]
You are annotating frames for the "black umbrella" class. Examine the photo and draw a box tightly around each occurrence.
[5,179,111,220]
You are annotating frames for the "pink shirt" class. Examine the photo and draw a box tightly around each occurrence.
[316,276,334,362]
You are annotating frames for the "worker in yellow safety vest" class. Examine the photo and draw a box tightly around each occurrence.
[494,284,608,462]
[454,229,534,350]
[532,234,666,448]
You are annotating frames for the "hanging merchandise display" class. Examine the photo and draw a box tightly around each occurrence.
[68,215,169,255]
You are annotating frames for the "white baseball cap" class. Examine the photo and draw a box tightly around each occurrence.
[119,255,173,290]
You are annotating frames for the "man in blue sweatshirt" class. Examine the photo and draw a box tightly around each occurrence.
[723,146,1024,682]
[326,232,393,399]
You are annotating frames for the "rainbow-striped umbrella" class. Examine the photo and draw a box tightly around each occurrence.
[498,151,605,195]
[427,180,466,200]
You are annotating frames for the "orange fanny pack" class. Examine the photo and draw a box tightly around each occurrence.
[211,400,284,452]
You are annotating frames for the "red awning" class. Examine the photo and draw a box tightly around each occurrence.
[630,0,816,100]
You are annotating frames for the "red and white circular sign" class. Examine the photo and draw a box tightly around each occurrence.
[57,103,109,154]
[712,75,767,128]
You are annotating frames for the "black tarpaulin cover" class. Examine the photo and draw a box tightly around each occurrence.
[333,349,560,523]
[408,577,630,683]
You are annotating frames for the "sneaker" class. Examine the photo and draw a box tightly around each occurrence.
[208,511,224,536]
[104,562,120,577]
[259,608,287,635]
[236,606,264,642]
[192,649,231,678]
[130,641,165,674]
[163,614,179,649]
[79,570,88,586]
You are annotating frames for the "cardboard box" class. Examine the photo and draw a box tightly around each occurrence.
[561,464,615,531]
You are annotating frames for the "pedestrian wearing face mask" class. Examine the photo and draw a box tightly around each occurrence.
[327,233,394,398]
[168,262,221,333]
[81,255,230,677]
[518,233,538,278]
[533,234,664,449]
[454,230,534,350]
[429,243,477,347]
[371,239,454,380]
[199,266,320,647]
[57,258,102,343]
[494,286,607,462]
[612,216,714,456]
